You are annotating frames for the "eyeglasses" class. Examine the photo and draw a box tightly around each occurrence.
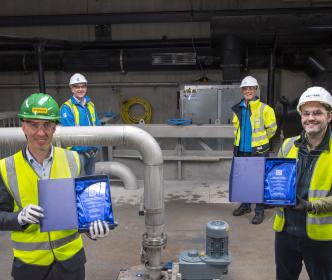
[24,121,56,131]
[301,110,329,117]
[72,84,87,89]
[242,86,257,91]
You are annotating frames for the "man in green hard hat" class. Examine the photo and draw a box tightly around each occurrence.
[0,93,109,280]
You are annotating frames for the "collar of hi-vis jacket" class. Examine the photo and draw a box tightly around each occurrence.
[233,96,260,115]
[70,95,91,106]
[295,126,331,154]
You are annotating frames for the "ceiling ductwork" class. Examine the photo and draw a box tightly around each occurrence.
[0,9,331,75]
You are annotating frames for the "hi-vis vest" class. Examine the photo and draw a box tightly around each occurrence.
[232,99,277,151]
[274,135,332,241]
[64,99,97,126]
[0,147,83,265]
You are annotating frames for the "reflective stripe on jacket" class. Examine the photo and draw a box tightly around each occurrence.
[232,98,277,154]
[0,147,83,265]
[63,98,97,126]
[274,135,332,241]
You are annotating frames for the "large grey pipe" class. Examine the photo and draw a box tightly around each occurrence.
[95,161,138,190]
[0,125,165,280]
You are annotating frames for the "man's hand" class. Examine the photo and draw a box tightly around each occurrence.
[89,220,109,239]
[294,195,313,212]
[18,204,44,225]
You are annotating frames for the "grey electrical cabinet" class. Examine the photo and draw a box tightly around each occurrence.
[180,84,244,124]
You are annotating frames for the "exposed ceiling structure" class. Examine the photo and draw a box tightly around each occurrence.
[0,7,332,91]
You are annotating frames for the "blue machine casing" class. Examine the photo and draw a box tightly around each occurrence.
[179,250,230,280]
[179,220,231,280]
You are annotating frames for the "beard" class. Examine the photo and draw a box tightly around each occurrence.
[303,121,328,137]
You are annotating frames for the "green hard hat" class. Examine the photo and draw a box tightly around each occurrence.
[18,93,60,121]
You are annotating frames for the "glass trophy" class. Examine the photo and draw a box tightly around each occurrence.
[264,159,296,206]
[75,175,116,232]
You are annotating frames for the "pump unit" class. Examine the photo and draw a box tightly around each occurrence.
[178,220,231,280]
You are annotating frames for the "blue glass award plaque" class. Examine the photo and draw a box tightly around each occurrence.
[264,158,296,206]
[38,175,116,232]
[75,175,116,232]
[229,157,296,206]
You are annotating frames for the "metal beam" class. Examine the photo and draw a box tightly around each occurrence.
[0,8,332,27]
[129,124,234,138]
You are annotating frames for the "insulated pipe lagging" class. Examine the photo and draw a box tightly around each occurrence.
[0,125,164,280]
[95,161,138,190]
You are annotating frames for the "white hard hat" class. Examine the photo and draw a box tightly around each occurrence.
[240,76,258,88]
[297,86,332,114]
[69,73,88,85]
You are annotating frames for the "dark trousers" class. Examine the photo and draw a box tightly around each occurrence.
[275,231,332,280]
[12,249,86,280]
[12,258,85,280]
[239,202,264,215]
[78,152,96,175]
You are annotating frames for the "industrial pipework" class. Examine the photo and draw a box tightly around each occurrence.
[0,125,166,280]
[95,161,138,190]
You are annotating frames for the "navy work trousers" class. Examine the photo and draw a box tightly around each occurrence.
[275,231,332,280]
[79,152,96,175]
[12,258,85,280]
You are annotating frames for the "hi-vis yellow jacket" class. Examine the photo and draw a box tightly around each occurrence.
[0,147,83,265]
[232,98,277,155]
[274,135,332,240]
[63,98,97,126]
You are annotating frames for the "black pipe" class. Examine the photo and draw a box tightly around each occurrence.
[220,34,243,81]
[1,8,332,27]
[35,43,45,93]
[267,35,277,106]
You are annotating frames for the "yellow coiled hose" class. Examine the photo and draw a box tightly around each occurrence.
[120,97,152,124]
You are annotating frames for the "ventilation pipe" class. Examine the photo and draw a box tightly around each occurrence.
[35,41,46,92]
[95,161,138,190]
[267,35,277,106]
[0,125,165,280]
[220,34,243,82]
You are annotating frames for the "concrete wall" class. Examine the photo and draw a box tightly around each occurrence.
[0,69,311,120]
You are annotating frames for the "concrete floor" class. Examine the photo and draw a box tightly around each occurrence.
[0,181,308,280]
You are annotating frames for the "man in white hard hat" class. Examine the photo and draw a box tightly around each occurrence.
[60,73,101,175]
[231,75,277,224]
[274,86,332,279]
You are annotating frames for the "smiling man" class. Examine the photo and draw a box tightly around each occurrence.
[0,93,109,280]
[275,86,332,280]
[231,75,277,224]
[60,73,101,175]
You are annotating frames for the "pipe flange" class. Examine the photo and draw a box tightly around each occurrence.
[142,232,167,247]
[145,264,163,271]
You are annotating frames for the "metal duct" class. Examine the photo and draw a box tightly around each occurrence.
[0,47,215,72]
[1,8,332,27]
[95,161,138,190]
[152,52,196,65]
[219,34,243,81]
[211,14,332,46]
[0,125,165,280]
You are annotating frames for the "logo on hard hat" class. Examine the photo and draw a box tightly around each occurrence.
[32,107,48,114]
